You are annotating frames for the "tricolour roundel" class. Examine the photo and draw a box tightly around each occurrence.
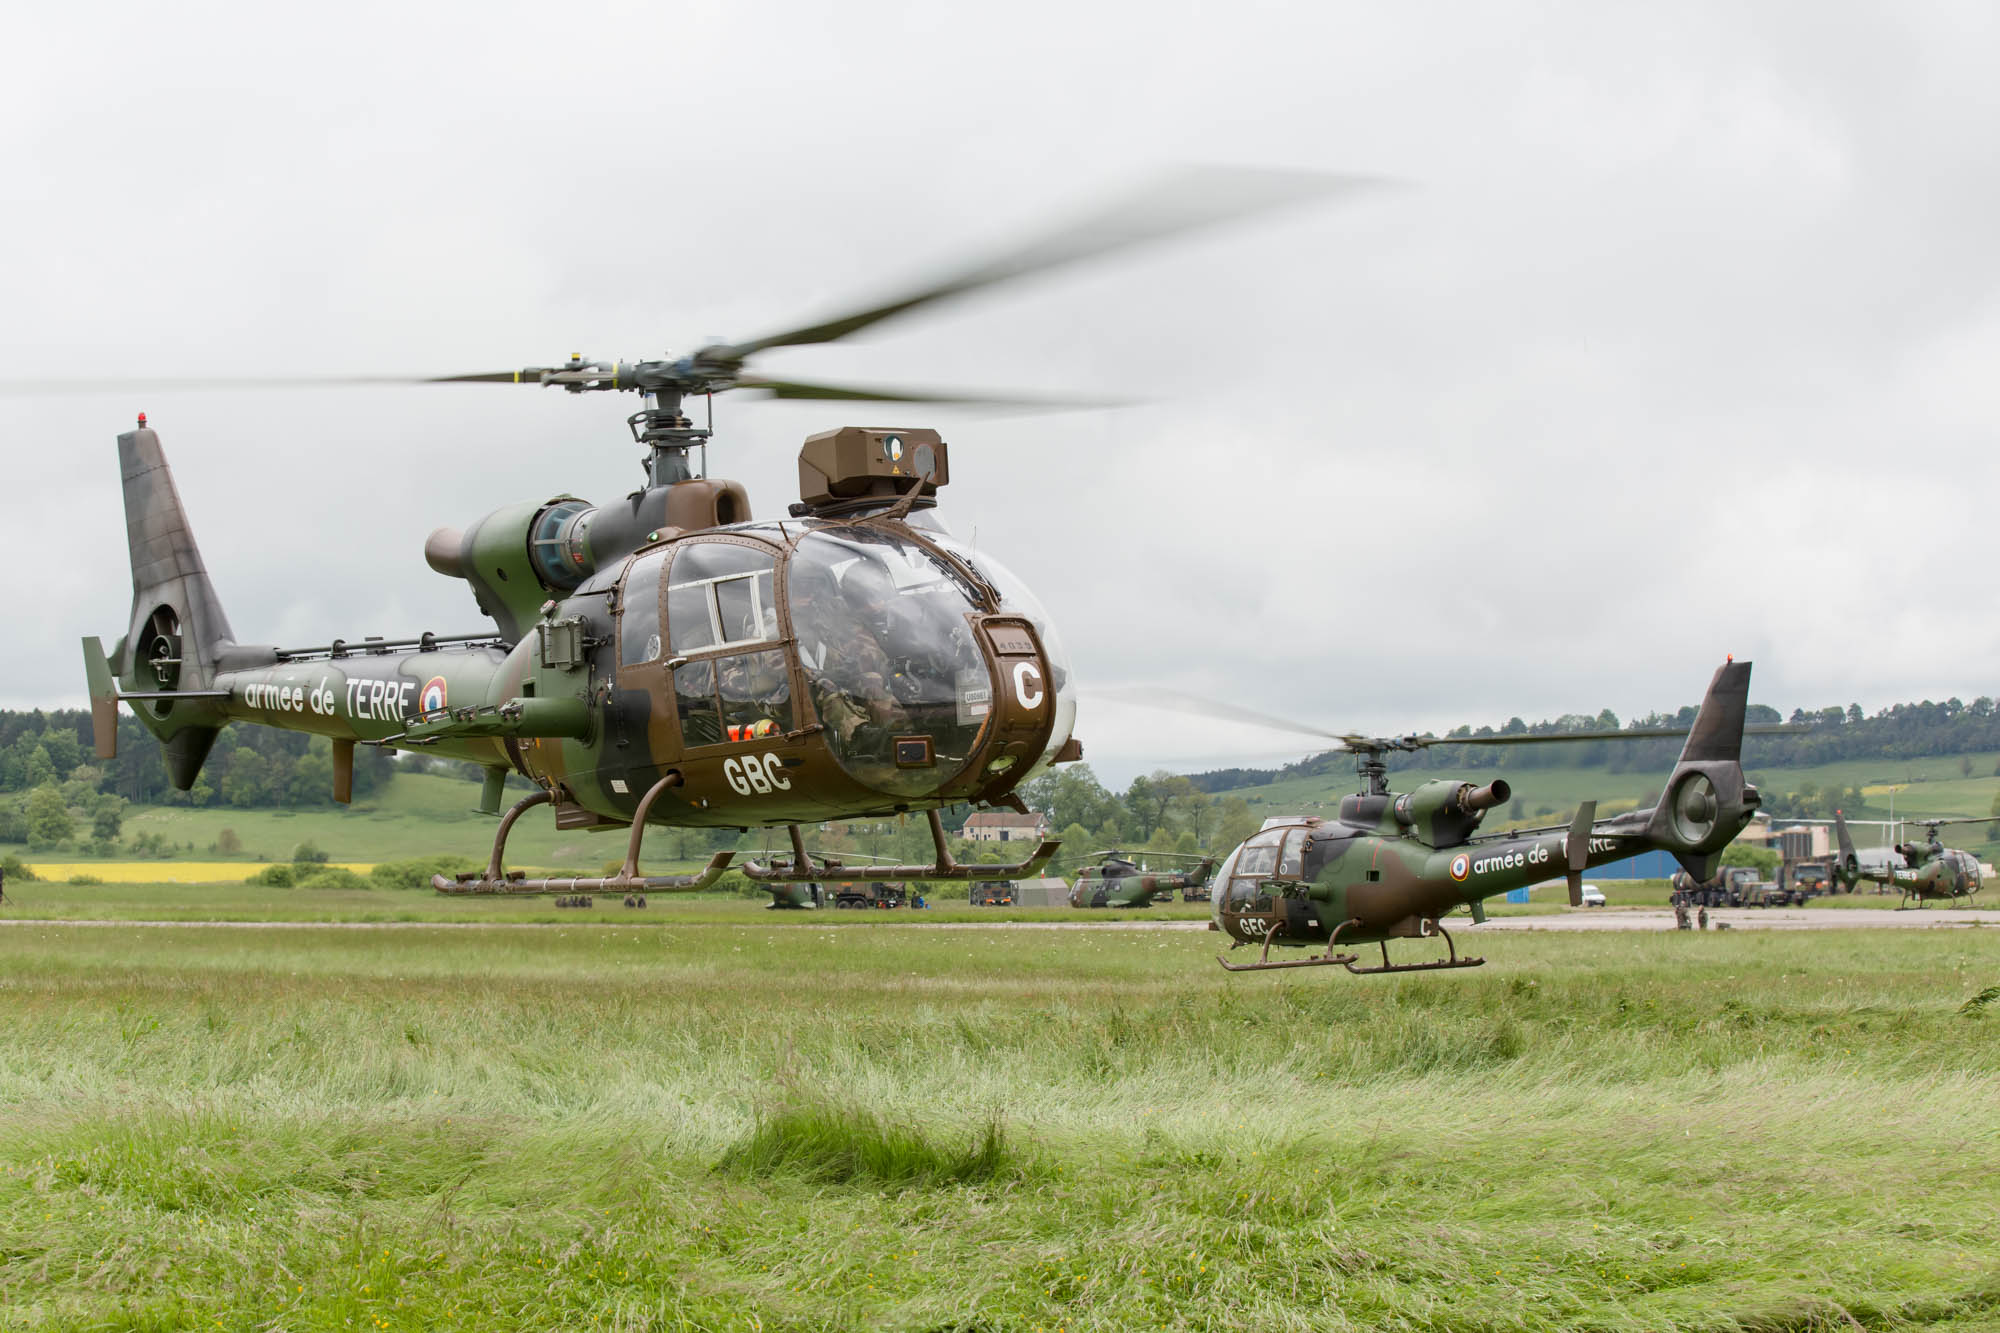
[419,676,448,713]
[1449,853,1470,882]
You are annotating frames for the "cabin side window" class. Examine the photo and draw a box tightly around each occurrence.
[665,540,789,747]
[666,542,779,655]
[618,550,667,666]
[1277,829,1306,879]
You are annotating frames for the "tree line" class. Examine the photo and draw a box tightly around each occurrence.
[1184,696,2000,793]
[0,708,396,852]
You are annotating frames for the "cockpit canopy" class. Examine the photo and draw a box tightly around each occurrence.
[611,515,1075,804]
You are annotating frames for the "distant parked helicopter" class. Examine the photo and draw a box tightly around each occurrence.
[1067,850,1216,908]
[1116,662,1774,973]
[1834,810,1989,907]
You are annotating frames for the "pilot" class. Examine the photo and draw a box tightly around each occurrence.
[832,572,919,754]
[787,563,877,747]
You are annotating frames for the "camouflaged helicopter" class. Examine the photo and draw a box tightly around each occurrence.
[1116,661,1772,973]
[1833,809,1989,907]
[68,168,1376,900]
[1066,850,1216,908]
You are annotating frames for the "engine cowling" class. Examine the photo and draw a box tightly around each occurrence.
[1393,778,1511,848]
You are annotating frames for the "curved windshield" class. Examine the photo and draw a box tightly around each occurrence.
[1219,828,1286,914]
[787,528,987,797]
[927,535,1076,775]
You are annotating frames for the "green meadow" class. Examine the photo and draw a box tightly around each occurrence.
[108,772,643,868]
[2,914,1998,1331]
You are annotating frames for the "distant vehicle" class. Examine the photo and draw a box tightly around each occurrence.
[1835,811,1990,908]
[834,881,907,909]
[987,877,1071,907]
[1671,864,1767,908]
[1788,861,1834,898]
[1067,850,1217,908]
[1578,884,1606,908]
[1751,882,1804,908]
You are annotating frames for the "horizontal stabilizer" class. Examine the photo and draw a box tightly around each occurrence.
[81,636,118,759]
[1566,800,1595,907]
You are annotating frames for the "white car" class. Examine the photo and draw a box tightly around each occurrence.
[1578,884,1607,908]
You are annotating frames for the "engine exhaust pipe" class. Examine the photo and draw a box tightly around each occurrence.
[1457,779,1511,814]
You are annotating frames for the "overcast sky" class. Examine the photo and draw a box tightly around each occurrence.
[4,1,1996,788]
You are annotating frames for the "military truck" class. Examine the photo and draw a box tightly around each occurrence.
[834,881,908,909]
[1784,859,1838,898]
[1670,865,1767,909]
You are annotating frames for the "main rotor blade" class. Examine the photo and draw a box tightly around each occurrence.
[733,373,1121,410]
[1434,722,1806,746]
[0,370,565,395]
[1096,685,1808,754]
[700,165,1393,363]
[0,373,469,395]
[1091,685,1368,747]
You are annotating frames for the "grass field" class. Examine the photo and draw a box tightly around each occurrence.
[0,880,1215,925]
[108,772,668,867]
[3,905,1998,1330]
[0,876,1908,925]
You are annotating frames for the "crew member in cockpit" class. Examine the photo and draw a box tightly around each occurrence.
[792,563,901,750]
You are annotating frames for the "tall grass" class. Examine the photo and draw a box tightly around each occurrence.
[2,922,1997,1329]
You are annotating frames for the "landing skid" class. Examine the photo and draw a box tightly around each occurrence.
[434,773,736,896]
[1218,917,1485,975]
[738,810,1059,883]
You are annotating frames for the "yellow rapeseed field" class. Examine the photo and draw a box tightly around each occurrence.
[24,862,373,884]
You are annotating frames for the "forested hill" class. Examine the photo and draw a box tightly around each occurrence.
[1187,696,2000,793]
[0,708,396,808]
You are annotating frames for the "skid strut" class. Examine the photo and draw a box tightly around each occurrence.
[434,773,735,895]
[1219,917,1485,975]
[738,809,1059,883]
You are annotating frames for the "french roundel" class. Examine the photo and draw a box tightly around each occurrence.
[1449,854,1470,882]
[419,676,448,713]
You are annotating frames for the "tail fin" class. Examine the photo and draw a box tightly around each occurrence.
[1833,810,1861,883]
[105,422,234,788]
[1644,660,1761,881]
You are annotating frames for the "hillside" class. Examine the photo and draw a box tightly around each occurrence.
[1218,748,2000,837]
[91,772,719,869]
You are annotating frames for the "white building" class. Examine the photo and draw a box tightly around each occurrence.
[962,811,1052,843]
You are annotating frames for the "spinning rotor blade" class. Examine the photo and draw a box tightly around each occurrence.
[4,166,1386,406]
[1098,685,1806,754]
[1910,815,2000,831]
[732,374,1120,409]
[1093,685,1369,747]
[698,165,1393,364]
[0,373,455,394]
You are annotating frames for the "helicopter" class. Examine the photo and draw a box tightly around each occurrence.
[65,168,1377,901]
[751,849,917,910]
[1066,849,1216,908]
[1115,661,1771,973]
[1833,809,1989,907]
